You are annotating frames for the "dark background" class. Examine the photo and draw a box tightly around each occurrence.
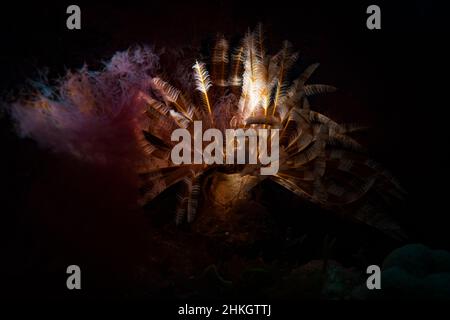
[0,0,448,299]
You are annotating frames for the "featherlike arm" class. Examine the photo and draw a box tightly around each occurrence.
[193,60,213,119]
[211,36,229,87]
[271,41,298,116]
[152,77,192,121]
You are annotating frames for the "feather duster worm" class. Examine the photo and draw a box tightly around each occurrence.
[9,27,406,239]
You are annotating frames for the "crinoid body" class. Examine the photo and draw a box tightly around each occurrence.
[10,26,406,239]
